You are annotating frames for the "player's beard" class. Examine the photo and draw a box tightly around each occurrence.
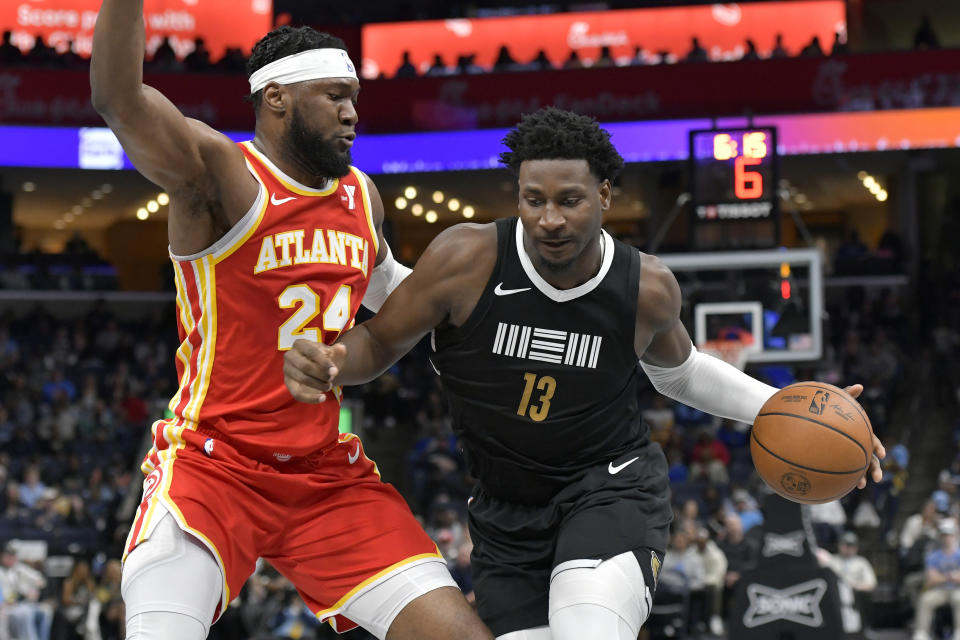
[285,105,351,179]
[539,255,577,273]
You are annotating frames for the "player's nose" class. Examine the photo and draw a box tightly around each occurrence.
[539,202,565,230]
[340,101,358,125]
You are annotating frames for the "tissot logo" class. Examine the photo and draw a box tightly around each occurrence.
[743,579,827,628]
[762,531,806,558]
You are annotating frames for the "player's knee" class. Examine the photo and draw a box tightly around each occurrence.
[126,611,208,640]
[548,551,651,640]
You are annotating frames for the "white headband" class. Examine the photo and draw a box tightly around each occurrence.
[248,48,357,94]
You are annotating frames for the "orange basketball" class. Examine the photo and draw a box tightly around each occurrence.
[751,382,873,504]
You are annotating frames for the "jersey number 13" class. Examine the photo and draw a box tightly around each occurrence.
[517,372,557,422]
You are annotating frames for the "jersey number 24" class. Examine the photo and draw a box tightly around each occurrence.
[277,284,351,350]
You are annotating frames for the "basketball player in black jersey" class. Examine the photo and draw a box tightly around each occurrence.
[282,107,885,640]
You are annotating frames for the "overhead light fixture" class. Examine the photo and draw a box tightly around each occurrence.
[72,205,83,214]
[64,213,74,222]
[81,198,93,207]
[432,191,444,204]
[54,220,66,230]
[91,190,103,200]
[22,182,36,192]
[462,205,475,219]
[877,190,888,202]
[447,198,460,211]
[411,203,423,216]
[862,176,877,189]
[157,193,170,206]
[857,171,867,180]
[868,183,881,195]
[137,208,149,220]
[425,210,438,223]
[404,186,417,199]
[146,200,159,213]
[100,184,113,193]
[794,193,808,204]
[394,196,408,210]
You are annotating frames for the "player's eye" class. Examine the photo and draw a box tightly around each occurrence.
[526,198,543,207]
[563,198,582,207]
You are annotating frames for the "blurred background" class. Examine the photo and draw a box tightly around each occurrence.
[0,0,959,639]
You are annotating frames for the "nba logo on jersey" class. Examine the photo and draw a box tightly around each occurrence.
[204,438,215,456]
[492,322,603,369]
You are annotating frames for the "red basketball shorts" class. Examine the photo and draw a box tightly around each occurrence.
[123,426,442,632]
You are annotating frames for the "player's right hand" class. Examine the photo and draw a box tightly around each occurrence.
[283,340,347,403]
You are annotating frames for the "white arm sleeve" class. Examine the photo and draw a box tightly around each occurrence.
[361,245,412,312]
[639,345,778,425]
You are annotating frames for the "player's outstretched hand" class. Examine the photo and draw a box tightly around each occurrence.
[843,383,886,489]
[284,341,347,404]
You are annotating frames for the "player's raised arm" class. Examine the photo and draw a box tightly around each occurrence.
[634,253,779,425]
[284,224,495,402]
[90,0,234,190]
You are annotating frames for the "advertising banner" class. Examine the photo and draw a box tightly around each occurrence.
[3,0,272,58]
[361,1,845,78]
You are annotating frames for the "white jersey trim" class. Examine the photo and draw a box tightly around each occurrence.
[514,220,615,303]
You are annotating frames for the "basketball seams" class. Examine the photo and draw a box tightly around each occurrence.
[755,410,869,469]
[750,430,866,475]
[783,382,874,452]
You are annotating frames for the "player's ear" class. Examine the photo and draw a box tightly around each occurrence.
[261,83,286,114]
[598,179,612,211]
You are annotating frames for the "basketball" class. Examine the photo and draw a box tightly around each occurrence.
[751,382,873,504]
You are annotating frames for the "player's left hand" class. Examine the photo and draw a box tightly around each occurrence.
[843,384,886,489]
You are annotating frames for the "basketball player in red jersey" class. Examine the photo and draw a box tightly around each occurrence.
[90,3,493,640]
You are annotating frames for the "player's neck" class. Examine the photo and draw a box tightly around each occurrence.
[251,134,332,189]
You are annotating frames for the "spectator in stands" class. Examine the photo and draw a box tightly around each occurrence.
[183,37,211,72]
[593,46,614,68]
[800,35,825,57]
[629,45,647,66]
[562,49,584,70]
[819,532,877,631]
[689,429,731,485]
[676,499,703,533]
[914,15,940,50]
[0,30,22,65]
[51,559,96,640]
[662,529,706,633]
[730,489,763,532]
[395,50,417,78]
[492,45,518,72]
[0,544,52,640]
[932,469,957,514]
[771,33,788,58]
[17,466,46,510]
[809,499,847,549]
[643,394,675,448]
[425,53,451,76]
[694,527,727,636]
[741,39,759,61]
[719,514,757,613]
[831,32,849,56]
[215,47,247,73]
[93,559,124,640]
[26,35,56,67]
[59,41,84,69]
[455,54,484,75]
[530,49,552,71]
[912,518,960,640]
[685,37,708,63]
[448,541,475,605]
[148,36,179,72]
[875,442,909,534]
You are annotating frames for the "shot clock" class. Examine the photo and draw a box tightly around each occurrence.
[688,127,780,250]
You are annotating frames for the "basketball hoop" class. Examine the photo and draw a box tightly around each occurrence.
[701,339,750,371]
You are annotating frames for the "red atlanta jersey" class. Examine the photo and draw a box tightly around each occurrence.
[143,141,378,472]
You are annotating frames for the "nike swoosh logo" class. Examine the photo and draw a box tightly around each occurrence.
[347,443,361,464]
[608,457,639,474]
[494,282,531,296]
[271,194,297,205]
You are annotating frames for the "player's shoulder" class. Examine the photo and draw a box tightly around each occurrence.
[636,251,682,328]
[187,118,246,166]
[418,222,498,275]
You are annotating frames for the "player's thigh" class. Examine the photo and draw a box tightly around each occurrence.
[121,510,222,637]
[548,550,657,640]
[374,582,493,640]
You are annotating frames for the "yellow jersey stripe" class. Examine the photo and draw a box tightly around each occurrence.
[241,141,339,197]
[350,167,380,256]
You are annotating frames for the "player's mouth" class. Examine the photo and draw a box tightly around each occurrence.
[336,133,356,149]
[538,238,572,252]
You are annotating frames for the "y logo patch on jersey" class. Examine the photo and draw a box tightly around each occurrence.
[342,184,356,210]
[492,322,602,369]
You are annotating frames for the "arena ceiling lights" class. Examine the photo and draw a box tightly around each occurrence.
[394,186,476,224]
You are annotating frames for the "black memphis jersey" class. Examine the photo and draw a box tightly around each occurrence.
[431,217,650,504]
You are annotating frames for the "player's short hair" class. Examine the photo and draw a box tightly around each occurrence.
[499,107,625,182]
[246,26,348,109]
